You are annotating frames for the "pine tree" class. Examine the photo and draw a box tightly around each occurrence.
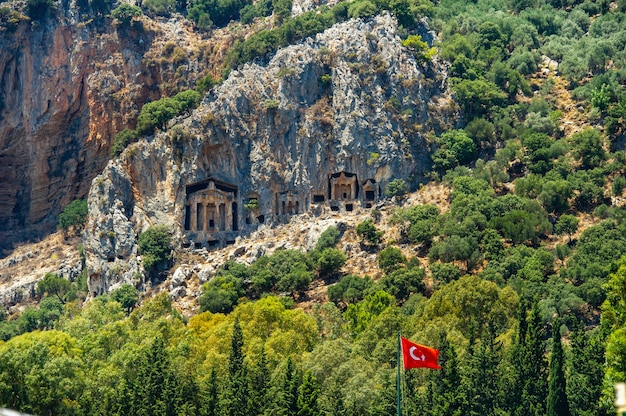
[297,370,321,416]
[428,331,464,415]
[201,367,219,416]
[129,335,180,416]
[461,336,505,416]
[512,300,548,416]
[248,346,270,416]
[283,357,300,416]
[547,319,570,416]
[223,318,248,416]
[567,320,606,416]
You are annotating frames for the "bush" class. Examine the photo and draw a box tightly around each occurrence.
[249,250,313,296]
[196,73,219,94]
[316,248,347,279]
[347,0,376,17]
[264,99,279,110]
[111,3,142,26]
[380,267,425,302]
[402,35,436,62]
[173,90,202,114]
[37,273,71,304]
[0,8,29,31]
[315,226,341,251]
[136,98,181,134]
[327,274,375,304]
[386,179,408,198]
[356,219,384,245]
[430,262,462,284]
[198,274,244,313]
[111,128,139,157]
[138,225,172,273]
[58,199,88,232]
[378,246,407,274]
[143,0,175,15]
[110,284,139,314]
[432,130,477,171]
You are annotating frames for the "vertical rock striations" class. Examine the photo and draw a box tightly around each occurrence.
[0,10,205,252]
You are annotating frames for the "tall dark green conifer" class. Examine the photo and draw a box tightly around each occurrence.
[512,300,548,416]
[461,336,505,416]
[567,320,606,416]
[547,319,570,416]
[223,318,248,416]
[283,357,300,416]
[427,331,464,415]
[130,335,181,416]
[201,367,219,416]
[297,370,321,416]
[248,346,270,416]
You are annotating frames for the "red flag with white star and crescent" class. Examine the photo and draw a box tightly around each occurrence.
[400,337,441,370]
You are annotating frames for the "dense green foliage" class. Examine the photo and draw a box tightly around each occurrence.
[58,199,88,232]
[111,3,142,26]
[112,89,202,157]
[138,225,172,273]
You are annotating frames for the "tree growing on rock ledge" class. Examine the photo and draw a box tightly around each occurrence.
[58,199,88,236]
[138,225,172,275]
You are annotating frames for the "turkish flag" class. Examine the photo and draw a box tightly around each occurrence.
[401,337,441,370]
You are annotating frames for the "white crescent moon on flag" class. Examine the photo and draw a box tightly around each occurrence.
[409,346,421,361]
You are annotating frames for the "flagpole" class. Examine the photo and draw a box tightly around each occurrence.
[397,331,402,416]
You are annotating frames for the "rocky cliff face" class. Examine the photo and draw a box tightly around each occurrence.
[84,13,458,295]
[0,7,208,252]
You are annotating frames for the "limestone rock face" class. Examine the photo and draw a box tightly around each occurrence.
[84,13,457,295]
[0,9,206,252]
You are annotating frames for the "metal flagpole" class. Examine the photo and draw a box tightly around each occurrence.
[397,331,402,416]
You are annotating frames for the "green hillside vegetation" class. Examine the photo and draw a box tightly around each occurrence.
[3,0,626,412]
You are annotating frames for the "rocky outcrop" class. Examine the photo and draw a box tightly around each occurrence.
[0,7,207,252]
[84,13,457,295]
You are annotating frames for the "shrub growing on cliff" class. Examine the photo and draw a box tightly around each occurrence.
[356,219,384,246]
[143,0,175,16]
[111,128,138,157]
[0,8,29,31]
[138,225,172,273]
[196,73,220,94]
[385,179,408,198]
[111,3,142,26]
[137,97,182,134]
[315,226,341,251]
[401,35,436,62]
[135,90,202,135]
[58,199,88,233]
[173,90,202,114]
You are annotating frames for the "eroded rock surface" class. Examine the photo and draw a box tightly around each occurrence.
[84,13,457,295]
[0,9,206,251]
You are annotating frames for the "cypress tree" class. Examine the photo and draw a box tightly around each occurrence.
[223,318,248,416]
[429,331,463,415]
[547,319,570,416]
[297,370,321,416]
[201,367,219,416]
[567,320,606,416]
[248,346,270,416]
[284,357,300,416]
[461,336,505,416]
[513,300,548,416]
